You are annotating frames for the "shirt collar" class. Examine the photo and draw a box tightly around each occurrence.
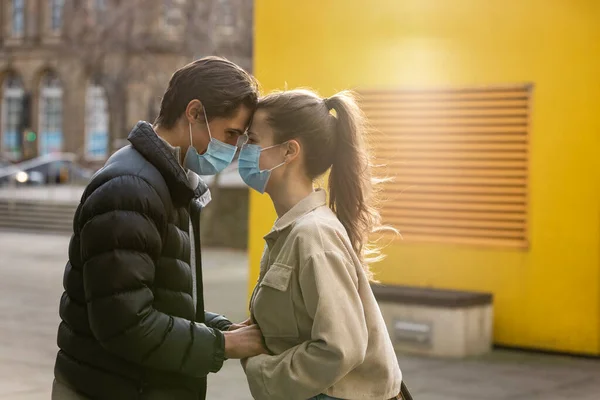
[264,189,327,242]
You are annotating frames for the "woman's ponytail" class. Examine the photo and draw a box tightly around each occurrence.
[326,91,390,278]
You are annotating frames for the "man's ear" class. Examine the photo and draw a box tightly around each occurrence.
[185,99,203,123]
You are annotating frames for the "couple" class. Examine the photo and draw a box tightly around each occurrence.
[53,57,403,400]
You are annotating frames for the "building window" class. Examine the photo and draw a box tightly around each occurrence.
[1,74,25,160]
[39,73,63,156]
[217,0,235,33]
[12,0,25,36]
[94,0,106,12]
[51,0,65,31]
[163,0,185,29]
[360,85,532,248]
[85,83,109,159]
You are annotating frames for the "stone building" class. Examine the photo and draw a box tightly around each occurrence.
[0,0,252,166]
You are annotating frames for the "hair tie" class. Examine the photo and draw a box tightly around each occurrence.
[323,97,332,110]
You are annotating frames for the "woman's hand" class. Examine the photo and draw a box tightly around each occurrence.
[223,324,267,359]
[228,317,253,331]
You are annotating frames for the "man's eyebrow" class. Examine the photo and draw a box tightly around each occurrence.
[228,128,245,135]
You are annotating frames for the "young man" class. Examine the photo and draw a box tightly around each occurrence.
[53,57,265,399]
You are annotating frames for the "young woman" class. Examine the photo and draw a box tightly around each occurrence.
[236,89,403,400]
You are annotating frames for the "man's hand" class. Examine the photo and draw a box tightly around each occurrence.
[228,317,252,331]
[223,324,267,359]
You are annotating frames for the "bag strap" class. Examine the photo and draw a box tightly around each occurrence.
[400,381,413,400]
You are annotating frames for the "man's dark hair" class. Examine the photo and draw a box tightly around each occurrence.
[155,56,259,128]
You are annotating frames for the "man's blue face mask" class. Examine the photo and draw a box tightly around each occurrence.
[183,107,237,175]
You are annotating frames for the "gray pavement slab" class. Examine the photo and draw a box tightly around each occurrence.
[1,231,599,399]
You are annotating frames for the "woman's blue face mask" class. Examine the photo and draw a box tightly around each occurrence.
[237,141,286,194]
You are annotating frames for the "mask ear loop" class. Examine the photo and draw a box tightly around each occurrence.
[188,122,193,147]
[261,142,288,172]
[267,160,286,172]
[202,107,213,140]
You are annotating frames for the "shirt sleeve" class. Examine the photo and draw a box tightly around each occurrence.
[245,251,369,400]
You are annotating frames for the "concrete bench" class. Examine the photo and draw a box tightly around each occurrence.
[372,284,493,358]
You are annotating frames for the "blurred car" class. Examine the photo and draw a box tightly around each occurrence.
[24,160,94,184]
[13,169,45,185]
[0,158,43,186]
[0,154,95,186]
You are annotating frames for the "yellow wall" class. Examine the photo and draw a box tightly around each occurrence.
[251,0,600,355]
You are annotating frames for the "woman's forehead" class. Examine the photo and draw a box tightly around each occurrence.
[250,110,269,129]
[248,110,272,137]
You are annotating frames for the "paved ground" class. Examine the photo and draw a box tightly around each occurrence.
[1,231,599,399]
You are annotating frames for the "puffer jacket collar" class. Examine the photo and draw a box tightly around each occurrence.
[128,121,209,205]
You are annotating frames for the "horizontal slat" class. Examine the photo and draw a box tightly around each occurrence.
[363,107,529,118]
[381,208,526,222]
[360,88,529,101]
[390,201,526,212]
[372,159,528,169]
[379,232,527,248]
[359,89,529,102]
[370,134,527,143]
[384,192,526,204]
[373,142,527,152]
[382,185,527,195]
[361,99,529,111]
[366,116,528,126]
[386,164,527,179]
[389,216,525,230]
[383,167,527,178]
[387,175,526,186]
[368,125,527,134]
[361,86,529,94]
[391,224,524,239]
[375,150,526,160]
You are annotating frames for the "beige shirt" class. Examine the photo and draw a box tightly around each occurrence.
[246,190,402,400]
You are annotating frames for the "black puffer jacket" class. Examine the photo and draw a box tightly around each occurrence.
[54,122,231,400]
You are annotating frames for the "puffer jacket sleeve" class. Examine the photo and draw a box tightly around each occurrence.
[205,312,232,331]
[78,175,225,377]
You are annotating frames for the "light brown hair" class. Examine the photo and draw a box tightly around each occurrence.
[155,56,259,128]
[258,89,393,278]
